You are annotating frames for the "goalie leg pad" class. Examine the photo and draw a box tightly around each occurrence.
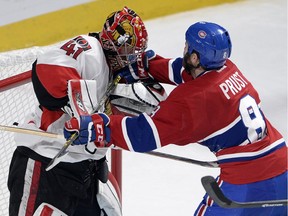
[96,174,122,216]
[33,203,68,216]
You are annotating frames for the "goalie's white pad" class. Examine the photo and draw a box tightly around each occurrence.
[110,82,167,116]
[33,203,67,216]
[97,174,122,216]
[66,79,100,118]
[66,79,104,154]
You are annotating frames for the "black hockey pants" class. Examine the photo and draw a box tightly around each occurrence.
[8,147,108,216]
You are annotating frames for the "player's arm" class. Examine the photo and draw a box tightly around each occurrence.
[148,57,187,85]
[32,61,81,111]
[108,93,196,151]
[63,89,198,151]
[116,50,187,85]
[32,35,104,113]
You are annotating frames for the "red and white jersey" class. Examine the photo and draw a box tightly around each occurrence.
[16,35,110,162]
[109,57,287,184]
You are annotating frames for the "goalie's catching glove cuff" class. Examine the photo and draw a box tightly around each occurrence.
[116,50,156,83]
[64,113,111,146]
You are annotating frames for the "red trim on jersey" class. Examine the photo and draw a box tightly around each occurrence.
[216,120,287,184]
[40,107,64,131]
[109,105,130,150]
[206,195,214,206]
[109,115,130,150]
[36,64,80,98]
[149,56,176,85]
[26,161,41,216]
[216,120,283,157]
[40,205,53,216]
[196,204,206,216]
[219,146,287,184]
[195,178,224,215]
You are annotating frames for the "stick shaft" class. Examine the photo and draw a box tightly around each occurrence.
[45,133,79,171]
[146,151,218,168]
[0,124,62,139]
[92,75,122,113]
[1,125,219,168]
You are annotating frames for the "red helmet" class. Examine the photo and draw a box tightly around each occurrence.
[99,7,148,71]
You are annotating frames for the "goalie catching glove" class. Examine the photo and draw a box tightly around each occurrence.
[64,113,111,146]
[116,50,156,83]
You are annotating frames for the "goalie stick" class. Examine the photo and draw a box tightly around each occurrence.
[0,124,62,139]
[0,124,219,168]
[201,175,288,208]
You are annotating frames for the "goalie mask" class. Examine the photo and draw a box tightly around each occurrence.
[99,6,148,72]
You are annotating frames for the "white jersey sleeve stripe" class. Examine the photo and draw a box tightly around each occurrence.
[168,59,178,85]
[217,138,285,161]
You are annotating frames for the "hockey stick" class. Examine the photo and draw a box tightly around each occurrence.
[0,124,62,139]
[201,175,288,208]
[45,132,79,171]
[45,74,122,171]
[146,151,218,168]
[0,124,219,168]
[0,124,76,171]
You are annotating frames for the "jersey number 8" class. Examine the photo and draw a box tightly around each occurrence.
[239,94,266,143]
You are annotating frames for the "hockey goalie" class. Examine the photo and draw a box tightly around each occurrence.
[6,6,168,216]
[9,77,123,215]
[8,76,167,216]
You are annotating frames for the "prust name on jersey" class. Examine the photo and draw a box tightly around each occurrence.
[219,71,248,100]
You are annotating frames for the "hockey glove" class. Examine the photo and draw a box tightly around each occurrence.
[64,113,111,145]
[116,50,156,83]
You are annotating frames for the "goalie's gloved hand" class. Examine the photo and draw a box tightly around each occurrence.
[116,50,156,83]
[64,113,110,145]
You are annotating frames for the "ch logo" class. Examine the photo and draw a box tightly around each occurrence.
[96,124,104,142]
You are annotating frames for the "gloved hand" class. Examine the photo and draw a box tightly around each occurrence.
[116,50,156,83]
[64,113,110,145]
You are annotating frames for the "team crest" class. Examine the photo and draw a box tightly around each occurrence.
[198,30,207,39]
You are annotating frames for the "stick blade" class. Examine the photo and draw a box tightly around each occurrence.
[201,176,288,208]
[201,176,234,208]
[45,150,69,171]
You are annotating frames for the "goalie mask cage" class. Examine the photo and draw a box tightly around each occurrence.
[0,45,122,215]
